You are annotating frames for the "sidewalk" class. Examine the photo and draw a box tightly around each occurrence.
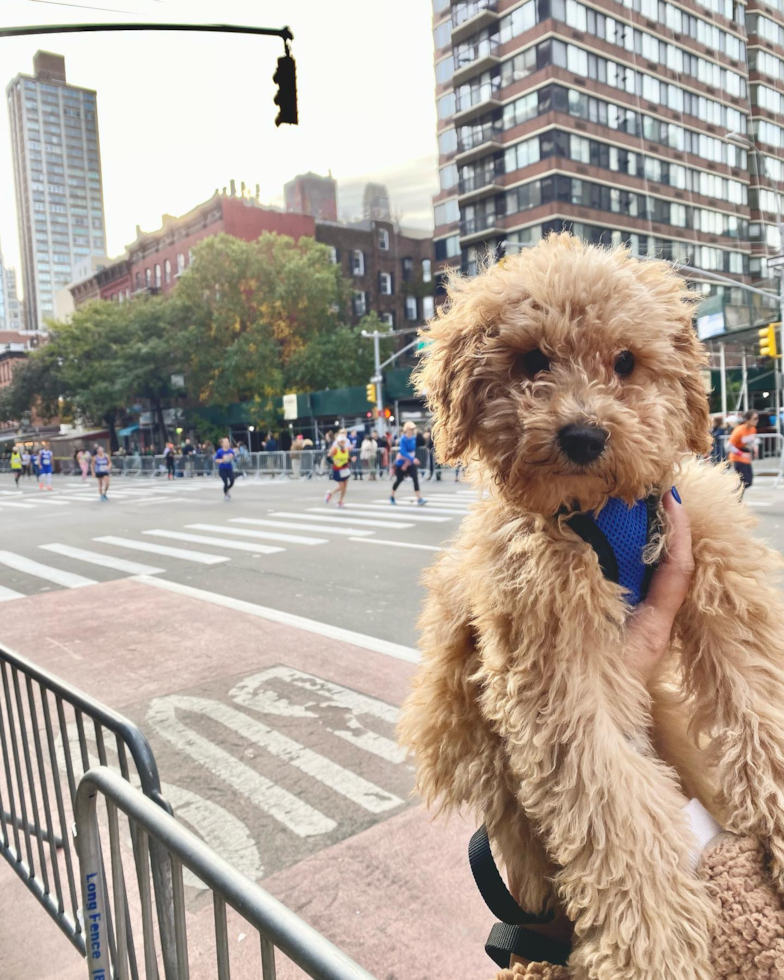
[0,578,493,979]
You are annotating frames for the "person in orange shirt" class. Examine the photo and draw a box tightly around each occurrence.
[727,410,759,497]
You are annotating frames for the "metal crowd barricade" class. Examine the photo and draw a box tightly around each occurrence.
[0,644,176,977]
[76,766,377,980]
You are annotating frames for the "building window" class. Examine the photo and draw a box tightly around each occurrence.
[378,228,390,250]
[353,290,367,316]
[405,296,418,321]
[155,263,161,288]
[381,312,395,328]
[422,259,432,283]
[176,253,185,275]
[402,257,414,282]
[327,246,339,263]
[379,272,393,295]
[188,248,194,265]
[422,296,435,320]
[135,272,142,290]
[145,268,151,288]
[164,259,171,283]
[351,250,365,276]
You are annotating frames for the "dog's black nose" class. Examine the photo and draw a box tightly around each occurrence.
[558,423,608,465]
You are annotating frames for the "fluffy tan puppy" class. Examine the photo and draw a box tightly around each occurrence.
[398,233,784,979]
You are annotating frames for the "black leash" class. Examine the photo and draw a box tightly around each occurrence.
[469,825,571,968]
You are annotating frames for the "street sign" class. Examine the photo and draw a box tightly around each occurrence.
[170,374,185,389]
[283,392,298,420]
[766,255,784,269]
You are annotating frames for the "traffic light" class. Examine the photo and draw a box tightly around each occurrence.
[759,323,779,359]
[273,54,298,127]
[366,383,376,403]
[383,408,392,419]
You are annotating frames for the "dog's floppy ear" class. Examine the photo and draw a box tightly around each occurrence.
[674,315,712,457]
[413,298,488,467]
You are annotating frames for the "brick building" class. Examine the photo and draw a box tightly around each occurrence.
[316,218,435,329]
[71,192,315,309]
[0,343,28,389]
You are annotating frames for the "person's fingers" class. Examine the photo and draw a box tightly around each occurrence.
[641,490,695,626]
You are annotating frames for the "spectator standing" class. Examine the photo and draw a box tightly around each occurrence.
[181,438,195,477]
[290,434,304,479]
[389,421,427,506]
[21,447,31,479]
[265,432,278,453]
[360,433,378,480]
[423,428,439,481]
[727,409,758,497]
[77,449,89,481]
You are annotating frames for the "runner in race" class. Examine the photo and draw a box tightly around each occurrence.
[21,447,31,479]
[91,445,112,500]
[215,437,236,501]
[10,445,22,488]
[37,442,53,491]
[324,429,355,508]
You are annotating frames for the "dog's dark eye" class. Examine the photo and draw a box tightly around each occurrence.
[515,348,551,379]
[614,350,635,376]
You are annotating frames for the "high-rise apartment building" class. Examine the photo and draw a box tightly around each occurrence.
[6,51,107,332]
[0,242,23,334]
[431,0,784,333]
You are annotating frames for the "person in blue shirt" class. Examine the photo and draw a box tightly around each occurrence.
[215,437,236,500]
[389,421,427,505]
[37,442,54,491]
[91,445,112,500]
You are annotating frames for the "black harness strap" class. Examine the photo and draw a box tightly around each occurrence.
[468,826,553,926]
[485,923,571,969]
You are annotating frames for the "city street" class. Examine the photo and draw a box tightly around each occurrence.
[0,471,493,979]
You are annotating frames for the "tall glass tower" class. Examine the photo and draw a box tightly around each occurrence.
[6,51,107,332]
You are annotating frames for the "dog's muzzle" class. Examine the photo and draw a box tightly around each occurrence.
[557,423,608,465]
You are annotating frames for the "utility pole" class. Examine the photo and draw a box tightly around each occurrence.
[720,344,727,421]
[361,327,420,437]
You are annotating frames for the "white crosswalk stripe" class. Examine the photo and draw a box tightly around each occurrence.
[0,501,36,509]
[0,585,25,601]
[349,537,442,552]
[0,551,97,589]
[95,536,229,565]
[229,518,374,537]
[186,524,327,546]
[143,529,284,555]
[39,543,165,576]
[374,499,470,514]
[278,510,415,530]
[327,503,450,522]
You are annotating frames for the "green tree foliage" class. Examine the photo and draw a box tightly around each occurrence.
[0,231,398,434]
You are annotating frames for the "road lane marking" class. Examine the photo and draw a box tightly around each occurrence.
[0,501,36,509]
[372,500,470,514]
[143,529,284,555]
[30,498,71,505]
[231,666,407,765]
[133,576,421,664]
[229,517,374,537]
[0,551,97,588]
[131,497,192,506]
[186,523,327,546]
[39,543,165,576]
[94,536,229,565]
[0,585,24,601]
[278,510,414,529]
[326,504,449,522]
[349,537,442,552]
[146,695,336,837]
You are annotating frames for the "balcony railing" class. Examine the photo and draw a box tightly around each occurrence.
[452,0,497,30]
[454,36,500,72]
[459,167,502,195]
[455,79,502,116]
[456,119,504,155]
[460,212,498,236]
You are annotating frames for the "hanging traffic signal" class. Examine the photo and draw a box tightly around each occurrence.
[759,323,779,359]
[273,54,298,126]
[383,408,392,419]
[365,383,376,403]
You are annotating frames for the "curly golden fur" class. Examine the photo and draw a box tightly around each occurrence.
[398,234,784,979]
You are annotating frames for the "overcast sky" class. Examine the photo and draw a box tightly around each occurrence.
[1,0,439,278]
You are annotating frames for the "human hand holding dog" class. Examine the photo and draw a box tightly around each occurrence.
[624,489,693,688]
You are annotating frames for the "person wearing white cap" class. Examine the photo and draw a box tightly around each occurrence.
[324,429,355,508]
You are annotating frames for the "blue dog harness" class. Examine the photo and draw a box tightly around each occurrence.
[564,494,662,606]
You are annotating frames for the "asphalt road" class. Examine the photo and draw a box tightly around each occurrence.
[0,469,468,647]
